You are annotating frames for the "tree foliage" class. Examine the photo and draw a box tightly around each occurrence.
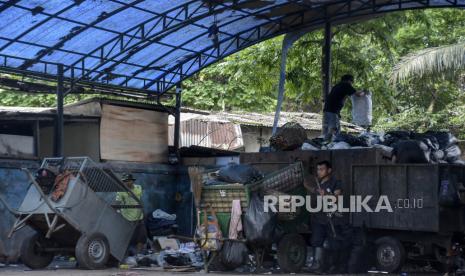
[181,8,465,138]
[0,9,464,138]
[391,42,465,83]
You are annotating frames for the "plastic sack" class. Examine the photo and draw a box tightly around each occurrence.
[197,209,223,251]
[445,145,462,163]
[424,131,458,149]
[410,133,440,151]
[359,132,383,146]
[302,142,320,151]
[269,122,307,151]
[152,209,176,220]
[329,141,351,150]
[219,240,248,270]
[218,164,263,184]
[351,92,372,127]
[334,133,370,147]
[382,131,411,146]
[243,194,276,245]
[392,140,430,163]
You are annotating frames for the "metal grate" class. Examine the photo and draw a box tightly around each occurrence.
[199,162,304,212]
[40,157,138,204]
[249,162,304,193]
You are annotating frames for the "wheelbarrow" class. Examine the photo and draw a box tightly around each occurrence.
[0,157,143,269]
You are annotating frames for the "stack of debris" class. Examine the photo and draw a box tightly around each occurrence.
[121,209,203,272]
[270,123,463,164]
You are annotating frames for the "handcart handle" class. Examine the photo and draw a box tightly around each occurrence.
[0,194,20,215]
[111,204,142,209]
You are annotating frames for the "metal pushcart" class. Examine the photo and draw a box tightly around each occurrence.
[0,157,142,269]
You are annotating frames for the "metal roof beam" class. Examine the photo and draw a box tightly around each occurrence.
[150,0,465,93]
[144,11,307,91]
[125,1,299,86]
[77,0,254,83]
[6,0,147,70]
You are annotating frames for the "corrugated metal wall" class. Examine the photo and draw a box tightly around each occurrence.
[169,119,243,150]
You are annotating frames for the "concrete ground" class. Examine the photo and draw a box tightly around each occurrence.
[0,259,441,276]
[0,264,441,276]
[0,269,439,276]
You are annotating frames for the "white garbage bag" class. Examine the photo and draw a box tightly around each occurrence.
[351,91,372,127]
[152,209,176,220]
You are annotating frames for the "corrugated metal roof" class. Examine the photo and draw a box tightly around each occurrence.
[0,106,52,114]
[169,110,363,132]
[0,1,462,95]
[168,118,243,150]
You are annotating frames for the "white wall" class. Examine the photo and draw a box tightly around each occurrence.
[0,134,34,157]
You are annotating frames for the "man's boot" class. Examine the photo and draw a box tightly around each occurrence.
[309,247,325,273]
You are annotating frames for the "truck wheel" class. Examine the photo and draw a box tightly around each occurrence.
[375,236,405,273]
[75,233,110,269]
[20,233,54,269]
[277,234,307,273]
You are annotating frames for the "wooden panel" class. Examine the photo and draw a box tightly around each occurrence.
[100,104,168,163]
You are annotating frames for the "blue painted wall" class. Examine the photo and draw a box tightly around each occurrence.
[0,159,193,262]
[0,159,39,262]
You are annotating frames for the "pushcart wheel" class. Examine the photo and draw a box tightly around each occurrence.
[277,233,307,273]
[75,232,110,269]
[375,236,406,273]
[20,233,54,269]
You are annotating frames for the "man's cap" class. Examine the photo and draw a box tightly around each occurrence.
[121,173,136,181]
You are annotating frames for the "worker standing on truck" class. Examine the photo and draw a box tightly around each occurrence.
[323,74,365,141]
[116,173,147,255]
[305,160,351,273]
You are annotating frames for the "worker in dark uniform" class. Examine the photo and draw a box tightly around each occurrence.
[323,74,365,141]
[116,173,147,255]
[306,160,351,273]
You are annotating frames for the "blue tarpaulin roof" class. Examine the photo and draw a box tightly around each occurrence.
[0,0,463,95]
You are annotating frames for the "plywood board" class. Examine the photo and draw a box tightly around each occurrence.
[100,104,168,163]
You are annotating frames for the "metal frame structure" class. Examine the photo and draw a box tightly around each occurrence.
[0,0,463,155]
[0,0,463,95]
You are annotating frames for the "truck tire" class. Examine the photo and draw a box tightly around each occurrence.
[277,234,307,273]
[375,236,405,273]
[20,233,54,269]
[75,233,110,269]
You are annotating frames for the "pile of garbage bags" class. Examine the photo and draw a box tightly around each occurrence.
[297,129,463,165]
[203,163,264,186]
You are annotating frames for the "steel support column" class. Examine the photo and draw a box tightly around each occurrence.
[322,21,332,134]
[272,28,315,135]
[174,83,182,152]
[323,21,332,99]
[54,64,64,157]
[33,120,40,157]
